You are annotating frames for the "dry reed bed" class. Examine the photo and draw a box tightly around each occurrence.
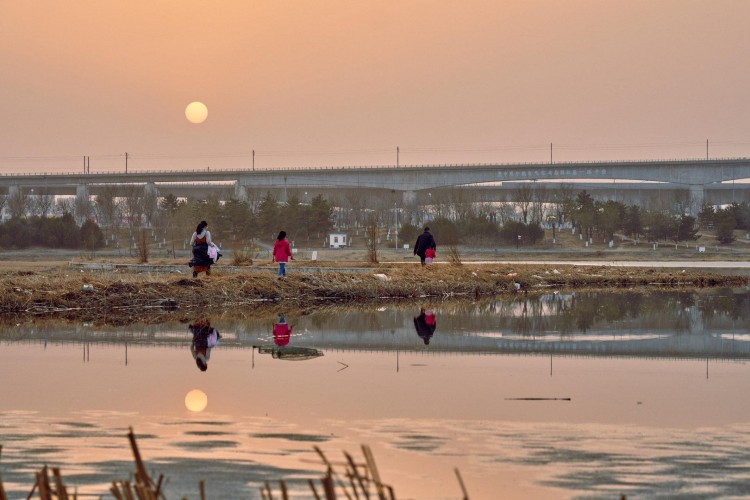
[2,429,430,500]
[0,264,745,323]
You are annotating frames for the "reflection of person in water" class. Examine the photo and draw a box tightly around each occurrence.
[189,319,221,371]
[273,315,293,347]
[258,315,323,360]
[414,307,437,345]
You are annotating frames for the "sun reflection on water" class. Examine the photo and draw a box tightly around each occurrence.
[184,389,208,413]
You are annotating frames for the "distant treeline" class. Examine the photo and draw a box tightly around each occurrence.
[397,217,546,247]
[0,214,104,249]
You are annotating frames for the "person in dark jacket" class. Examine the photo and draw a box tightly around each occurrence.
[413,227,437,266]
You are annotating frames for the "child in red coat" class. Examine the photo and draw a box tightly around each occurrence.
[272,230,294,276]
[425,247,436,264]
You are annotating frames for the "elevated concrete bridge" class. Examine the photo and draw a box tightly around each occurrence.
[2,157,750,208]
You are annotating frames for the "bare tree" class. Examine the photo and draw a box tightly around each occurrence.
[495,203,516,225]
[94,186,123,231]
[448,189,474,222]
[142,187,159,227]
[32,192,55,218]
[57,197,75,215]
[7,190,29,219]
[343,189,365,230]
[121,185,145,231]
[530,185,548,224]
[429,189,452,220]
[513,184,534,224]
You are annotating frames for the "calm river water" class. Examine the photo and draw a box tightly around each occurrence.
[3,289,750,499]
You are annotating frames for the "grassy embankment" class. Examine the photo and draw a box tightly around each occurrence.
[0,258,745,325]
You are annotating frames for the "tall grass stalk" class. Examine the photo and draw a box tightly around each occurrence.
[447,245,462,265]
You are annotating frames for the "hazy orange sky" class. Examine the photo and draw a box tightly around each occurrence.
[2,1,749,172]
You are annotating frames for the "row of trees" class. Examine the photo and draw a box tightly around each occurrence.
[0,214,104,250]
[157,192,335,247]
[397,218,546,248]
[567,191,699,245]
[3,185,750,250]
[698,202,750,244]
[393,190,703,248]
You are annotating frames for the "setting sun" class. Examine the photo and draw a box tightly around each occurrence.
[185,389,208,412]
[185,101,208,124]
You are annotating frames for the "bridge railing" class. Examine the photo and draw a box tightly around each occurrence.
[1,156,749,177]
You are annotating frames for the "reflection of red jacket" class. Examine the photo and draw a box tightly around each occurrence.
[273,322,291,346]
[425,311,436,325]
[273,239,292,262]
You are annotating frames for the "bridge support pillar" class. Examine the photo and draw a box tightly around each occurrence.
[234,183,248,201]
[5,185,22,219]
[75,184,91,223]
[144,182,158,198]
[689,185,705,214]
[76,184,89,200]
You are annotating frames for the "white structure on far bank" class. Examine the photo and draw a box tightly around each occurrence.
[328,233,347,249]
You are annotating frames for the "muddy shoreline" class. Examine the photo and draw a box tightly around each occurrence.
[0,263,746,325]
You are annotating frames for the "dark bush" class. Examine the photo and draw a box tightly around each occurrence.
[0,214,81,249]
[80,220,105,249]
[499,221,544,245]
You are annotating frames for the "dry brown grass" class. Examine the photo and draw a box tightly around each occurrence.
[230,243,254,266]
[0,263,745,325]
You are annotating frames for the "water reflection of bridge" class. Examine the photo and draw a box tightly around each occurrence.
[5,328,750,360]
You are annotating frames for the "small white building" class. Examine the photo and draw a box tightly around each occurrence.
[328,232,347,249]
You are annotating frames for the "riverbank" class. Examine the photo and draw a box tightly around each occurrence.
[0,261,746,324]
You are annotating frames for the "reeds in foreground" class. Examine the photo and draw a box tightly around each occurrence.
[262,444,471,500]
[0,430,470,500]
[0,428,168,500]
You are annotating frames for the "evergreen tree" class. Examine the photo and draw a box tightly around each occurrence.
[697,204,716,229]
[623,205,643,239]
[575,190,596,240]
[159,193,182,216]
[284,195,304,241]
[308,195,333,240]
[645,211,676,243]
[256,192,279,240]
[597,200,625,241]
[715,210,736,244]
[222,198,255,241]
[675,215,699,242]
[79,219,105,249]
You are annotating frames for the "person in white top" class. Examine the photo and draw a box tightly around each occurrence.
[189,220,218,277]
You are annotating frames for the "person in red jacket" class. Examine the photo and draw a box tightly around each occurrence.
[273,315,292,346]
[272,230,294,277]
